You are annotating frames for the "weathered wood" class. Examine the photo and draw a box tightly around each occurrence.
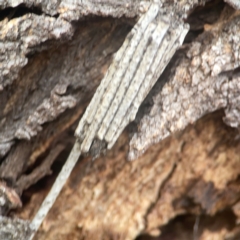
[16,111,240,240]
[0,0,240,240]
[0,15,131,188]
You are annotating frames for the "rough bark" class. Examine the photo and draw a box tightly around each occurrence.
[130,6,240,159]
[0,0,240,240]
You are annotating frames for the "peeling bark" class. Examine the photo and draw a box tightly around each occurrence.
[0,0,240,240]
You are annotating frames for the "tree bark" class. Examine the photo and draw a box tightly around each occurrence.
[1,0,240,240]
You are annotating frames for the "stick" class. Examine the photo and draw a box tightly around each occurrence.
[29,140,82,240]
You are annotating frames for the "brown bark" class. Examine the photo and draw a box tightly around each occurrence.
[16,110,240,240]
[0,0,240,240]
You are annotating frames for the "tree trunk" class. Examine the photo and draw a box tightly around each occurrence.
[1,0,240,239]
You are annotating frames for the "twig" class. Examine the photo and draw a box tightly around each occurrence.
[193,215,200,240]
[17,144,66,194]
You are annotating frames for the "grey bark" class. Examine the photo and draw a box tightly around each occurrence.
[0,0,240,239]
[130,9,240,159]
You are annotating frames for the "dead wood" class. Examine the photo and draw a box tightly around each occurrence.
[0,0,240,240]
